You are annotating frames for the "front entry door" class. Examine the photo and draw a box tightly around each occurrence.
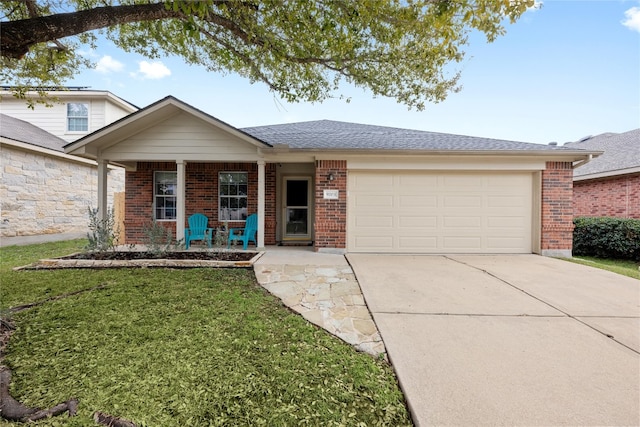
[283,177,311,241]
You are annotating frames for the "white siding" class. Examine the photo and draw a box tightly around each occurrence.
[102,112,262,161]
[104,99,134,125]
[1,93,134,143]
[1,98,69,140]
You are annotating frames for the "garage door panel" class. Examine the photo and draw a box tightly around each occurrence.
[352,174,394,189]
[487,217,527,228]
[398,174,438,187]
[355,216,394,228]
[443,195,483,208]
[354,236,394,248]
[399,195,438,207]
[355,194,394,207]
[488,195,527,207]
[487,237,528,249]
[443,236,483,250]
[443,216,482,228]
[348,171,533,254]
[399,236,438,249]
[399,216,438,228]
[442,175,484,188]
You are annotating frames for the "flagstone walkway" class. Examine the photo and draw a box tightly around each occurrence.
[254,248,386,357]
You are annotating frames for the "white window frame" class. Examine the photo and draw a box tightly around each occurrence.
[66,102,89,133]
[154,171,177,221]
[219,171,248,221]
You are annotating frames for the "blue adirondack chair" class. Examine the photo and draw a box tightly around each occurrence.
[185,213,213,249]
[227,213,258,250]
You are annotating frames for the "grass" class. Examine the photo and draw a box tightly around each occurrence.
[565,255,640,280]
[0,241,411,426]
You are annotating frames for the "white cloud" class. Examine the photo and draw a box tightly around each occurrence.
[135,60,172,79]
[95,55,124,74]
[622,6,640,32]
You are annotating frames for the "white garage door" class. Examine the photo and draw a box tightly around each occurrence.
[348,171,533,253]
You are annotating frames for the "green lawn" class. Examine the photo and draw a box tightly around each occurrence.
[565,256,640,280]
[0,241,411,426]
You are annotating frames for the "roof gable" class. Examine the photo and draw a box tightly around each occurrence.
[565,129,640,178]
[65,96,271,160]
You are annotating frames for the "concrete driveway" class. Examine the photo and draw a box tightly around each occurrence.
[347,254,640,426]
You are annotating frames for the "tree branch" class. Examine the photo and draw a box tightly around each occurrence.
[1,3,183,59]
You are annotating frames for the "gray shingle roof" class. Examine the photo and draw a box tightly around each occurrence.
[242,120,578,152]
[0,113,66,152]
[564,129,640,177]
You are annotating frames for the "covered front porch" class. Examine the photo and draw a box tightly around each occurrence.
[65,96,347,253]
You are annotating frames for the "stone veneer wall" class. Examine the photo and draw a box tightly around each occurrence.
[573,174,640,219]
[0,146,125,237]
[314,160,347,252]
[541,161,574,257]
[125,162,276,245]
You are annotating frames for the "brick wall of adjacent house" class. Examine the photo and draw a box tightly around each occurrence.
[0,146,125,238]
[314,160,347,251]
[541,161,574,254]
[573,173,640,219]
[124,162,276,245]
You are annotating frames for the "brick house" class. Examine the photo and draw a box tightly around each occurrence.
[0,89,137,242]
[565,129,639,219]
[65,96,597,257]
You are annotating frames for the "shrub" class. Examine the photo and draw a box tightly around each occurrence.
[573,217,640,260]
[85,207,119,253]
[142,220,176,256]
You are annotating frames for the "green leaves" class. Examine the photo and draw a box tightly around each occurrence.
[2,0,533,109]
[574,217,640,261]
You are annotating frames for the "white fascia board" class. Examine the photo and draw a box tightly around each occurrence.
[275,148,599,163]
[574,166,640,181]
[2,89,137,113]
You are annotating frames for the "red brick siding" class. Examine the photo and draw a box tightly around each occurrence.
[125,162,276,245]
[541,161,574,252]
[573,173,640,219]
[314,160,347,251]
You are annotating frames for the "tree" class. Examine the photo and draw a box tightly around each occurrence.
[1,0,534,109]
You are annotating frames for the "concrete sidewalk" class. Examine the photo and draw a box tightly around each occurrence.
[348,254,640,426]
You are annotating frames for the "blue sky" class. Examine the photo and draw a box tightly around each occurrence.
[70,0,640,145]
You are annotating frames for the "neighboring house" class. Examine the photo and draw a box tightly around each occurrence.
[565,129,640,219]
[0,89,138,242]
[0,87,138,142]
[0,114,126,239]
[65,96,598,257]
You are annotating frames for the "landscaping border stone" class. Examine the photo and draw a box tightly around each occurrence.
[14,251,265,270]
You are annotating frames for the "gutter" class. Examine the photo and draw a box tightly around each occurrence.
[572,154,593,169]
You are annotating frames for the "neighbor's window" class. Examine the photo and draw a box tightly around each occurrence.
[67,103,89,132]
[219,172,248,221]
[154,171,177,220]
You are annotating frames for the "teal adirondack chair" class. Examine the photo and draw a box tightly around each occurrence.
[185,213,213,249]
[227,213,258,250]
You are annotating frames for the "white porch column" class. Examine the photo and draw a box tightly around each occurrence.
[257,160,265,249]
[97,159,108,222]
[176,160,186,243]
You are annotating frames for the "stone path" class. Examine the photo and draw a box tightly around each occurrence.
[254,249,386,357]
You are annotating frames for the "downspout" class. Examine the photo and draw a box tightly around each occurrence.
[572,154,593,169]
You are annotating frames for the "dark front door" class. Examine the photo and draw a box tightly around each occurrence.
[283,177,311,240]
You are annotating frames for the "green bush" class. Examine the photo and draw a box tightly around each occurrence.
[573,217,640,260]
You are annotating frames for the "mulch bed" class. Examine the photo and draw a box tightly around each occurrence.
[61,251,257,261]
